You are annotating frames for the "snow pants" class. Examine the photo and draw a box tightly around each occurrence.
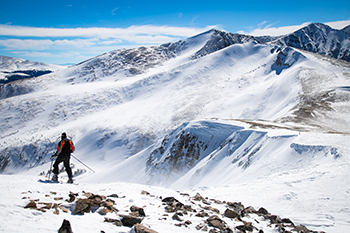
[53,155,73,179]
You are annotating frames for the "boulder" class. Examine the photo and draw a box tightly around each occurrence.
[172,213,183,221]
[133,223,158,233]
[224,208,241,220]
[257,207,269,215]
[227,202,245,213]
[119,214,143,227]
[98,207,113,215]
[104,217,122,226]
[241,206,257,217]
[206,215,227,231]
[236,221,256,232]
[58,219,73,233]
[107,194,119,198]
[24,200,37,209]
[130,205,146,217]
[74,199,91,214]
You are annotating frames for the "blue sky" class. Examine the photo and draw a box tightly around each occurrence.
[0,0,349,65]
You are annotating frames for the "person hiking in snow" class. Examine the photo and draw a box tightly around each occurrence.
[51,132,75,183]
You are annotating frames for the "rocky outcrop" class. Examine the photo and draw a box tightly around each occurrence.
[22,189,323,233]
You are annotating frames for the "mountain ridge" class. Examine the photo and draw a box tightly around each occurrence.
[0,22,349,188]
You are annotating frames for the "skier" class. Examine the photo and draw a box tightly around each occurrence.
[51,132,75,183]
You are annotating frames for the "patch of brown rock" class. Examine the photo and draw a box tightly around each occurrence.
[23,189,323,233]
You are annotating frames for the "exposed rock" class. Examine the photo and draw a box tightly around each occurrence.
[257,207,269,215]
[195,212,208,218]
[98,207,113,215]
[265,214,282,224]
[104,217,122,226]
[38,202,52,209]
[241,206,257,217]
[67,193,76,203]
[107,194,119,198]
[183,205,194,212]
[205,206,220,214]
[133,223,158,233]
[141,190,150,195]
[224,208,241,220]
[165,206,175,213]
[281,218,294,225]
[162,197,179,204]
[24,200,37,209]
[236,221,256,232]
[185,220,192,225]
[58,205,69,213]
[193,193,211,205]
[74,199,91,214]
[292,224,313,233]
[58,219,73,233]
[227,202,245,213]
[20,189,321,233]
[196,222,208,231]
[130,205,146,217]
[206,215,228,231]
[119,214,143,227]
[172,213,183,221]
[103,199,115,208]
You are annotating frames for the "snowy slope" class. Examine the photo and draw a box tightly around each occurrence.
[1,25,350,232]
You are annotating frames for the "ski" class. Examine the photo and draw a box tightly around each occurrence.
[38,179,78,185]
[38,179,61,184]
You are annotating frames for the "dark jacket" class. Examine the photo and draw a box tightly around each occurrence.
[57,138,75,157]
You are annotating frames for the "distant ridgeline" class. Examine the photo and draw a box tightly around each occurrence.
[0,70,52,84]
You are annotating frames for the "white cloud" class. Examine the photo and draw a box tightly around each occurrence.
[0,39,54,50]
[238,19,350,37]
[0,24,218,61]
[325,20,350,29]
[0,38,99,50]
[0,24,216,40]
[112,8,119,15]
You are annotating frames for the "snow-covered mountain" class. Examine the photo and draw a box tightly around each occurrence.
[268,23,350,61]
[1,23,350,232]
[0,56,64,84]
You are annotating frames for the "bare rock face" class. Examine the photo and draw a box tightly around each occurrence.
[58,219,73,233]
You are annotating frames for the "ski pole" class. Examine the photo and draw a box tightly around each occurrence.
[71,154,95,173]
[48,157,54,180]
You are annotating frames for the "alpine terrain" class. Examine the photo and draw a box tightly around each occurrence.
[0,22,350,233]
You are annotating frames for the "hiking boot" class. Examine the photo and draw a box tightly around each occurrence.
[67,178,73,184]
[52,174,58,182]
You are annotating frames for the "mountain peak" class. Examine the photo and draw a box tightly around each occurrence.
[270,22,350,62]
